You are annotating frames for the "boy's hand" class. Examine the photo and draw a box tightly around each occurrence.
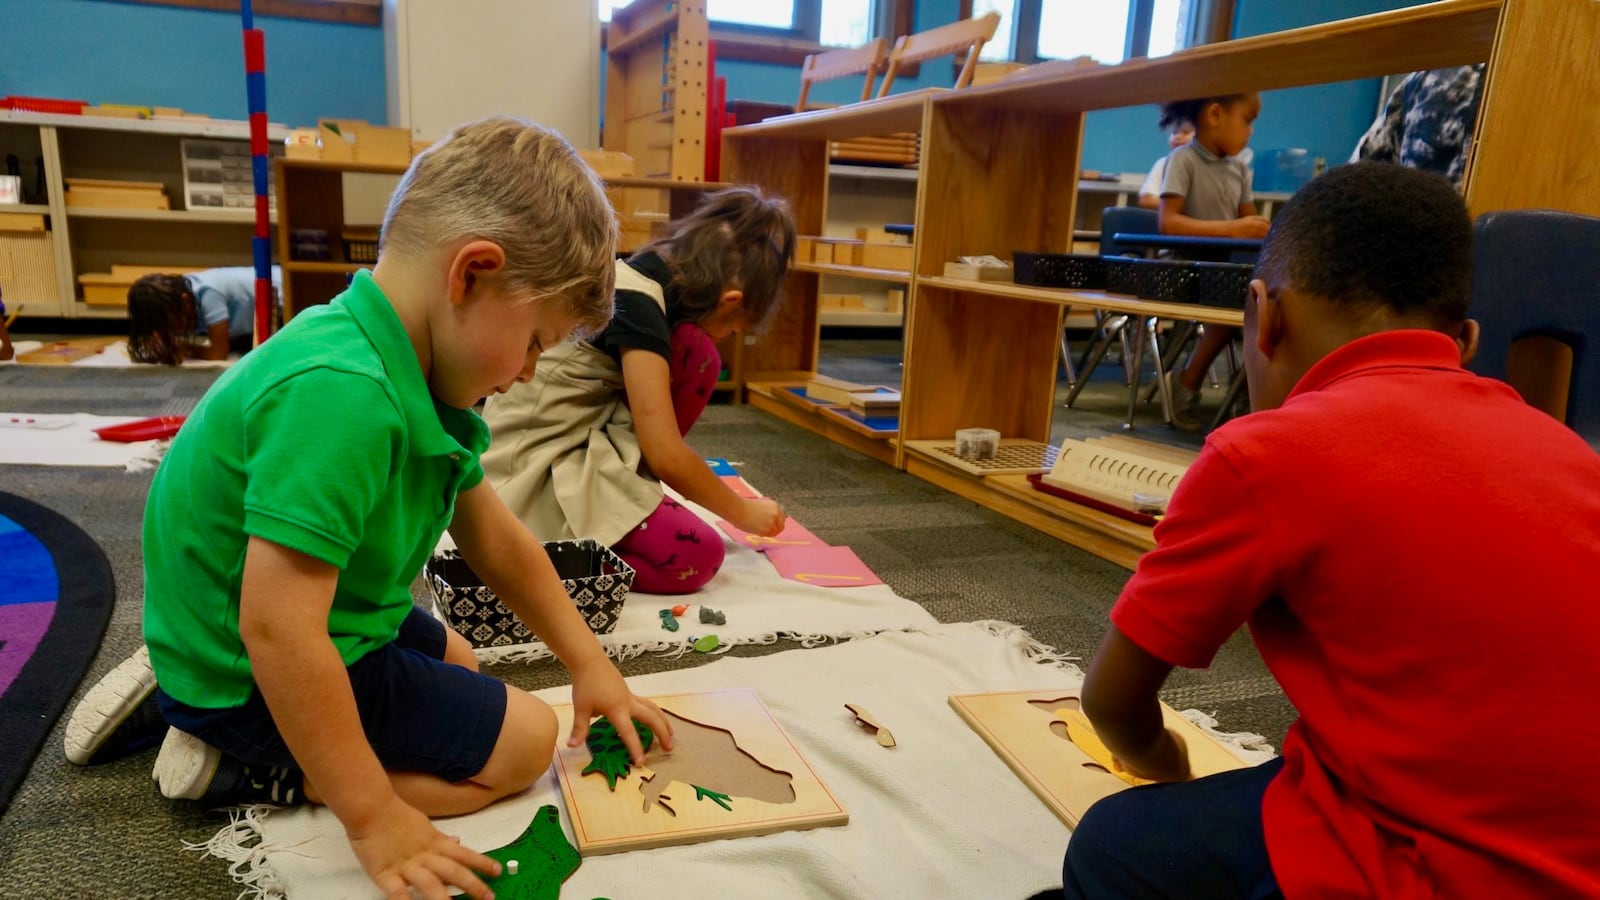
[1234,216,1271,239]
[347,796,501,900]
[1119,728,1192,783]
[735,498,786,537]
[567,656,674,764]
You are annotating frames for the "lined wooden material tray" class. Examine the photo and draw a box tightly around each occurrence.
[903,438,1060,477]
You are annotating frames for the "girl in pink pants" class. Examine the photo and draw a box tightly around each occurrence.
[483,188,797,594]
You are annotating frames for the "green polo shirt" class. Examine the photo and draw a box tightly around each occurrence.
[143,271,489,709]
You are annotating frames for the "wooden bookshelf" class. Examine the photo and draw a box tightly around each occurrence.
[724,0,1597,568]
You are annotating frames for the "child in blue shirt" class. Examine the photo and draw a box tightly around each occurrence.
[127,266,282,364]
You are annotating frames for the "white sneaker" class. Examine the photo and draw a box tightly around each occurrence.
[153,729,305,806]
[64,645,165,765]
[152,728,221,801]
[1165,371,1205,433]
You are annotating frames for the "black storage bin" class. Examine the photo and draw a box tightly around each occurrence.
[1133,259,1197,303]
[1104,257,1143,295]
[1193,262,1255,309]
[1013,252,1106,289]
[425,540,634,648]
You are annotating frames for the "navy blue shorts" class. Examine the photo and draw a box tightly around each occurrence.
[158,606,507,784]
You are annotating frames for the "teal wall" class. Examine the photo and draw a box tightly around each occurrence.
[0,0,385,127]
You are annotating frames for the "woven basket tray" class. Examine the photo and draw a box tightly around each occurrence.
[1012,252,1106,289]
[1132,259,1197,303]
[1193,261,1254,309]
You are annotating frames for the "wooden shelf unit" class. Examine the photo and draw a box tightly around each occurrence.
[724,0,1599,568]
[0,111,290,319]
[274,158,408,320]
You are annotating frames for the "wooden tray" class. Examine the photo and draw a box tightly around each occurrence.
[903,438,1060,477]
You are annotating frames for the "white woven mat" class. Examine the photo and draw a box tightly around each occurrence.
[203,622,1274,899]
[0,412,169,469]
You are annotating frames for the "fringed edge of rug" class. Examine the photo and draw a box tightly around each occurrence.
[184,804,289,900]
[470,624,938,667]
[124,438,173,473]
[1174,707,1278,763]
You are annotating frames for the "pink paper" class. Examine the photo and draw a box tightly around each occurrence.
[765,545,884,588]
[716,518,824,551]
[721,475,760,499]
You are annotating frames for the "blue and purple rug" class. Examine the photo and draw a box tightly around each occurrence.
[0,492,114,814]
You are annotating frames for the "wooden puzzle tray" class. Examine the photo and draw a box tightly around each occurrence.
[903,438,1060,477]
[550,689,848,856]
[949,689,1249,827]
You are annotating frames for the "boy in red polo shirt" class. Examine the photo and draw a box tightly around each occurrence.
[1063,162,1600,898]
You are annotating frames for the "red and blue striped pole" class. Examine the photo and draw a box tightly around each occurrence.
[241,0,273,346]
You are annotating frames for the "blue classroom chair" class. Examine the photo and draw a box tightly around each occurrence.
[1467,209,1600,445]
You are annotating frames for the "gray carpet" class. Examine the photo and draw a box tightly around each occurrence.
[0,354,1292,896]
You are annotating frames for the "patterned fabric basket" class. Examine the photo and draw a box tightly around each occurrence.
[424,540,634,648]
[1132,259,1197,303]
[1012,252,1106,289]
[1193,261,1255,309]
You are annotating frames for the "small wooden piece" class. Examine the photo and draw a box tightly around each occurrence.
[948,689,1249,827]
[845,703,896,748]
[552,690,848,856]
[860,242,913,272]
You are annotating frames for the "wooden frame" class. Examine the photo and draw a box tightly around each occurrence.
[102,0,380,26]
[949,689,1249,827]
[550,689,848,856]
[878,12,1002,96]
[798,39,889,110]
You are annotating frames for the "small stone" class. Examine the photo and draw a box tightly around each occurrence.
[698,606,725,625]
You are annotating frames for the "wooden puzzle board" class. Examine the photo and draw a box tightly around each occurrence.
[550,689,848,856]
[16,337,121,366]
[904,439,1061,476]
[948,689,1248,827]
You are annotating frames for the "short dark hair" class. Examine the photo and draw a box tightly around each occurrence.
[127,274,196,366]
[1255,162,1472,326]
[643,186,796,332]
[1158,95,1248,131]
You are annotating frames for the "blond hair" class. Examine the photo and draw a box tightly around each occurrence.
[381,117,618,333]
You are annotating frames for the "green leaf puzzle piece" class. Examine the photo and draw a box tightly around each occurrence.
[580,716,657,790]
[693,785,733,811]
[692,634,721,653]
[477,805,580,900]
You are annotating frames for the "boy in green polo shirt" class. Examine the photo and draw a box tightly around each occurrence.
[133,118,672,900]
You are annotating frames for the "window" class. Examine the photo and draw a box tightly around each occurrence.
[600,0,880,49]
[968,0,1217,65]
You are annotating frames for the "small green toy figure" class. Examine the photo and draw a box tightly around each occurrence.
[658,609,680,632]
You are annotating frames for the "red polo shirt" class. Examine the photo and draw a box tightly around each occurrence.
[1112,330,1600,898]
